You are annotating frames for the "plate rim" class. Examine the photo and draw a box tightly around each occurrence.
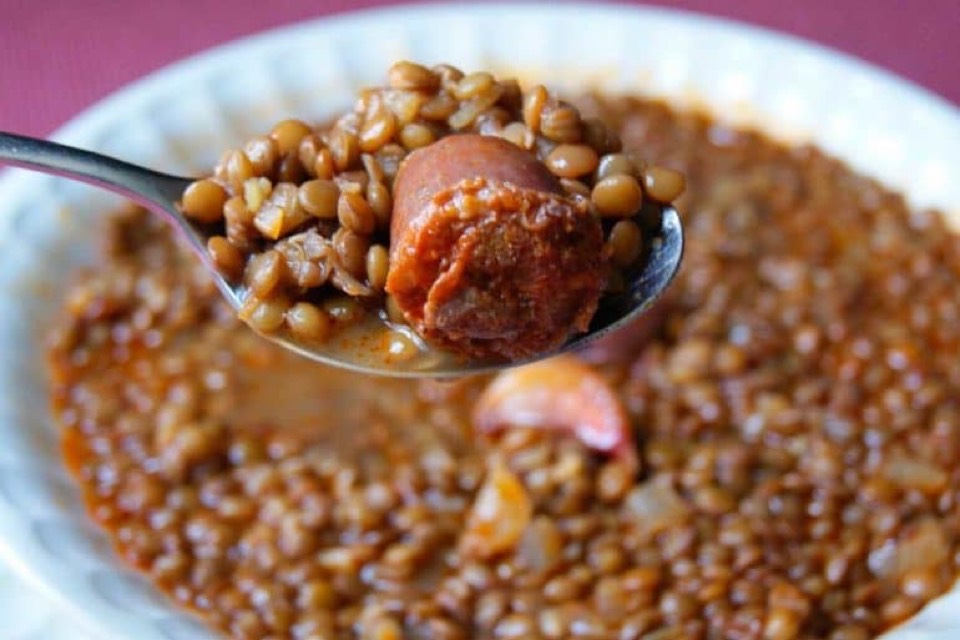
[0,3,958,639]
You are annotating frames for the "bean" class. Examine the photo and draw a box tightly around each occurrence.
[374,144,407,180]
[361,153,386,184]
[400,123,436,150]
[432,63,464,88]
[592,175,644,217]
[643,166,686,202]
[207,236,244,279]
[596,153,636,180]
[522,85,548,132]
[241,295,290,332]
[365,245,389,291]
[297,134,324,178]
[540,103,582,143]
[181,179,227,224]
[764,608,801,640]
[448,84,504,130]
[329,128,360,172]
[384,89,425,126]
[359,110,397,153]
[246,251,287,298]
[336,170,369,193]
[285,302,331,343]
[387,61,440,91]
[270,119,312,156]
[337,190,376,234]
[333,229,370,278]
[419,93,459,121]
[323,296,363,324]
[366,181,392,229]
[222,149,254,192]
[606,220,643,268]
[298,180,339,219]
[314,148,336,180]
[453,72,495,100]
[545,145,599,179]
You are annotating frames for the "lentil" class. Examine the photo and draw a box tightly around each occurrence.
[642,165,687,203]
[181,179,228,224]
[592,174,644,217]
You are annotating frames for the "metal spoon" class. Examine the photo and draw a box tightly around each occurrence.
[0,131,683,377]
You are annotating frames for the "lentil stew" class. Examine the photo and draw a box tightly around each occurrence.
[49,93,960,639]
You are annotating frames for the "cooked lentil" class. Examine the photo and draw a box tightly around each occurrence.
[51,93,960,640]
[181,62,682,362]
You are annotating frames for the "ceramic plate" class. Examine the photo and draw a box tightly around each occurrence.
[0,3,958,639]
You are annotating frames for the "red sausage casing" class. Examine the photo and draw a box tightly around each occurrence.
[386,134,605,360]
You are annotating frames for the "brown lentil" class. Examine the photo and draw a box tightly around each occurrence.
[365,245,389,291]
[591,174,644,217]
[181,179,228,224]
[206,236,244,279]
[221,149,254,193]
[284,302,331,343]
[595,152,636,180]
[297,179,339,219]
[545,144,599,179]
[387,61,440,91]
[642,165,687,203]
[336,189,376,234]
[297,134,323,178]
[539,103,582,143]
[365,181,392,229]
[399,122,436,150]
[606,219,644,268]
[522,85,548,132]
[270,119,312,156]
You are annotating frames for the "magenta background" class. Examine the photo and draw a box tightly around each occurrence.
[2,0,959,137]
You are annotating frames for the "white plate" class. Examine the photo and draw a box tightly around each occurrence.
[1,3,959,639]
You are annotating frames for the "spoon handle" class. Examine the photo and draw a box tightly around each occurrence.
[0,131,191,214]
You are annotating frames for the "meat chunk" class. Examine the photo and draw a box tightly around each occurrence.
[473,354,638,473]
[387,134,605,360]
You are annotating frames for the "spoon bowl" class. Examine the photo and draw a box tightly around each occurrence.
[0,131,683,377]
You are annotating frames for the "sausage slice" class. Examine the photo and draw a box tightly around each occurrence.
[386,134,605,361]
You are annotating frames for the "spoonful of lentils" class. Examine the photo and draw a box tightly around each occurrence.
[0,61,684,378]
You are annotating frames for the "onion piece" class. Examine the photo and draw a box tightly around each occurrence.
[624,481,692,536]
[868,518,950,579]
[461,462,533,559]
[882,453,948,495]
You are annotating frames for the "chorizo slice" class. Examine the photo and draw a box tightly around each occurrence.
[386,134,605,361]
[473,354,639,473]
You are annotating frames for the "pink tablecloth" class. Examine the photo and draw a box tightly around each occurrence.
[2,0,959,137]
